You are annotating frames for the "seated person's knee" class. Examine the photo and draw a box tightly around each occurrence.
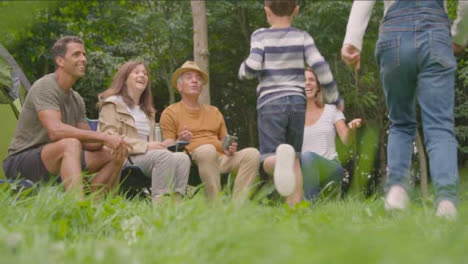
[146,149,172,163]
[301,152,319,164]
[194,144,218,161]
[243,148,260,162]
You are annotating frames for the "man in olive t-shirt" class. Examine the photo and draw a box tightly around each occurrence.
[2,36,129,198]
[7,73,87,156]
[160,61,260,201]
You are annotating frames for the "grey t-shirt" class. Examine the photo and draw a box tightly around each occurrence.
[8,73,86,156]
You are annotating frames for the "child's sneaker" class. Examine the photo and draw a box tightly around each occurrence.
[274,144,296,196]
[436,200,457,220]
[384,185,409,211]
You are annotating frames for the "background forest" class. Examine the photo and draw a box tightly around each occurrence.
[2,2,468,263]
[1,0,467,195]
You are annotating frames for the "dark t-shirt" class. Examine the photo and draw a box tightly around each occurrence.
[7,73,86,156]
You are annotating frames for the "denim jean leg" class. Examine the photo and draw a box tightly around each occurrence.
[286,96,306,153]
[301,152,344,201]
[329,162,345,186]
[417,28,459,205]
[258,98,289,157]
[376,31,418,193]
[258,96,305,158]
[301,152,320,200]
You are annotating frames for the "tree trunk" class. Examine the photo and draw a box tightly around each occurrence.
[415,131,429,200]
[378,128,387,193]
[164,3,175,105]
[378,118,389,193]
[161,56,175,105]
[190,0,210,105]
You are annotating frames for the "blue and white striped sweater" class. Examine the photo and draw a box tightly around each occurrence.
[239,27,340,109]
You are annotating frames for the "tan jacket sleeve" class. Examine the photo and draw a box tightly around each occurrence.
[98,102,148,155]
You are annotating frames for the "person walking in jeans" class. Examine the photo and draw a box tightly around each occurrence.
[342,0,468,219]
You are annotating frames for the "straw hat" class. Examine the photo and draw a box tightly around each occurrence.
[171,61,208,91]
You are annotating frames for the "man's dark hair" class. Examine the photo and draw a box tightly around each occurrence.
[51,36,83,62]
[265,0,298,17]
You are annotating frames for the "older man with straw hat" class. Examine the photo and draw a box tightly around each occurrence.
[160,61,260,201]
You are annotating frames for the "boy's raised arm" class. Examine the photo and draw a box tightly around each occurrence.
[304,33,340,105]
[239,30,265,80]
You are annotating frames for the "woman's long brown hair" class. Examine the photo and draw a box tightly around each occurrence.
[305,67,324,108]
[99,60,156,116]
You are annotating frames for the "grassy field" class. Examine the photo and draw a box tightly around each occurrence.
[1,104,467,263]
[0,169,467,264]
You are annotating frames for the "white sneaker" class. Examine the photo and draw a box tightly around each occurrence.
[274,144,296,196]
[436,200,457,220]
[384,185,409,211]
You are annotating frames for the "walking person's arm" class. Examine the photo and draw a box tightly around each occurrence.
[305,32,341,105]
[452,1,468,54]
[341,0,376,70]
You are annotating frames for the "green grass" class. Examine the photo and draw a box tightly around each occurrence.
[0,170,467,264]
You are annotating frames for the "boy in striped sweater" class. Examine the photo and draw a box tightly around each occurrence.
[239,0,341,206]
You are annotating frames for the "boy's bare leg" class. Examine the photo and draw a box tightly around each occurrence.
[263,155,275,175]
[285,159,303,206]
[41,138,84,198]
[263,155,303,206]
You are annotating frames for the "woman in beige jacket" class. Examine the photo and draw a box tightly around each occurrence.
[98,60,190,204]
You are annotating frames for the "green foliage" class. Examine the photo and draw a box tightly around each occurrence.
[455,59,468,158]
[0,1,55,45]
[3,0,193,118]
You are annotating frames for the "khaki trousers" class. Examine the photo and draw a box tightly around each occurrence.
[191,144,260,200]
[125,149,190,196]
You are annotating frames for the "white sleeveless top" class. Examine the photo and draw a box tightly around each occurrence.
[302,104,345,160]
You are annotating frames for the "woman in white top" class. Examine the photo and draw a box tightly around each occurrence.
[98,61,190,204]
[301,68,361,201]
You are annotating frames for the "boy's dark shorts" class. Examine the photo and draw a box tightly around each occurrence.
[257,95,306,161]
[2,146,50,182]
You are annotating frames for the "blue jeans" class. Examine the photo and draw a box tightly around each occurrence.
[301,152,344,201]
[375,0,458,204]
[257,95,306,159]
